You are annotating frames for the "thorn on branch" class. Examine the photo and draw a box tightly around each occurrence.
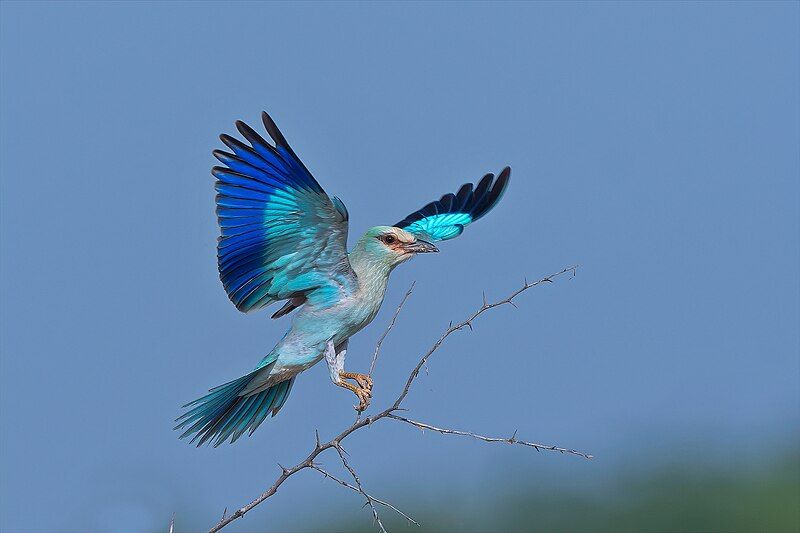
[568,266,578,279]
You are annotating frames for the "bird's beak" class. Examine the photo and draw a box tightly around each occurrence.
[403,239,439,254]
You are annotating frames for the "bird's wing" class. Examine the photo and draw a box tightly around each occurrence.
[213,112,355,313]
[393,167,511,242]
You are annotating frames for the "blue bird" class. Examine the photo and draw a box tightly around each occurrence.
[175,112,510,446]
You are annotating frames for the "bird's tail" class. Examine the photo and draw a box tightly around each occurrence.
[174,371,295,447]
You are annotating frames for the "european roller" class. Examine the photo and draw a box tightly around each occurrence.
[175,112,510,447]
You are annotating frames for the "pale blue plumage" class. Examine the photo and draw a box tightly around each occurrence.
[404,213,472,241]
[176,112,510,446]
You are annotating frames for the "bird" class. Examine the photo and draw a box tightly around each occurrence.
[175,112,510,447]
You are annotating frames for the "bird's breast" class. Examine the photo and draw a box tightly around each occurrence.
[335,294,384,338]
[290,291,384,345]
[291,264,389,346]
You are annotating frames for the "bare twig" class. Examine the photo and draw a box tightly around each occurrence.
[310,464,420,525]
[334,443,387,533]
[369,281,416,376]
[387,414,593,460]
[208,265,584,533]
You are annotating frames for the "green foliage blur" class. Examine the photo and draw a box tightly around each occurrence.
[321,453,799,533]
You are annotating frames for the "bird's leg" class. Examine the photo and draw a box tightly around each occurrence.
[324,340,372,412]
[324,339,346,384]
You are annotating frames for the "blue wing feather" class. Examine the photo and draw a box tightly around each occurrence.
[213,112,355,313]
[394,167,511,242]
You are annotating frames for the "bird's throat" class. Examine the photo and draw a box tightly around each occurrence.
[348,249,393,300]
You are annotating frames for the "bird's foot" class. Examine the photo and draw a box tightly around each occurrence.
[337,371,373,412]
[340,371,373,391]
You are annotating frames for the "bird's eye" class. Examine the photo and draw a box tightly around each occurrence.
[382,235,397,245]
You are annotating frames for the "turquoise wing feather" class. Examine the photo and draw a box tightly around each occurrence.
[394,167,510,242]
[213,112,355,312]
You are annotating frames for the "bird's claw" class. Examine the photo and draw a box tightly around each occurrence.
[353,388,370,412]
[354,374,373,391]
[338,371,373,412]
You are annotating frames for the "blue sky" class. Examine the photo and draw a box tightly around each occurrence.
[1,2,798,531]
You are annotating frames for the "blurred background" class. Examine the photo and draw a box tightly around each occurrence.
[1,2,798,532]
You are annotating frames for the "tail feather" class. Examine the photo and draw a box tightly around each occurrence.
[249,378,294,437]
[175,371,295,447]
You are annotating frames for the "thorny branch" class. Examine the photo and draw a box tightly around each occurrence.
[334,443,387,533]
[208,265,585,533]
[310,464,419,525]
[387,414,593,460]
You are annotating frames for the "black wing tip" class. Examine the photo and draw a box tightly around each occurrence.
[218,133,241,152]
[261,110,276,129]
[495,166,511,191]
[211,165,236,179]
[493,166,511,193]
[470,166,511,220]
[261,110,288,147]
[212,149,231,162]
[235,119,261,139]
[494,166,511,191]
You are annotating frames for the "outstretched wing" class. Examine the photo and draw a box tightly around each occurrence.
[393,167,511,242]
[213,112,355,313]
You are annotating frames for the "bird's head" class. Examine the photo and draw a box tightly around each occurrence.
[354,226,438,269]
